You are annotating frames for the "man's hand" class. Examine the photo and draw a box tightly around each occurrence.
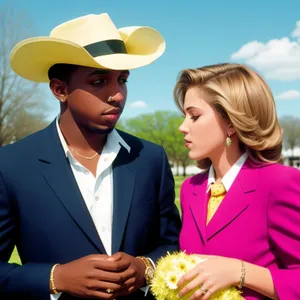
[107,252,146,297]
[52,254,133,299]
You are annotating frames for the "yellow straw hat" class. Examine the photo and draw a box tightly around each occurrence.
[10,13,166,82]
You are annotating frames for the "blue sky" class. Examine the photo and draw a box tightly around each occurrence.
[9,0,300,122]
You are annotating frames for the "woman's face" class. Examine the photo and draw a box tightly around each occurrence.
[179,87,230,162]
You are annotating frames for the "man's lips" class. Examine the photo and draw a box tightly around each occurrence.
[103,108,121,115]
[102,113,120,122]
[102,108,122,122]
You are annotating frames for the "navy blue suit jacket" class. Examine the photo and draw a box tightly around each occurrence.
[0,121,181,299]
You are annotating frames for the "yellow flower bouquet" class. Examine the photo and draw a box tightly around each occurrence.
[151,252,244,300]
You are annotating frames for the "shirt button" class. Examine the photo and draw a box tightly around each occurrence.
[101,226,106,232]
[84,170,89,175]
[95,196,99,201]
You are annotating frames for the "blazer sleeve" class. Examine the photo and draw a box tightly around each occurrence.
[145,146,182,263]
[0,170,53,298]
[267,167,300,300]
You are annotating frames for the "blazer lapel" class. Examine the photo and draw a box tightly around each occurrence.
[39,122,106,253]
[206,160,258,240]
[189,173,209,244]
[111,146,136,254]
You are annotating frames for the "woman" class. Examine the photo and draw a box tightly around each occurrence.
[175,63,300,300]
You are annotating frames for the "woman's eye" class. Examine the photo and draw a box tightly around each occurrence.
[190,116,199,121]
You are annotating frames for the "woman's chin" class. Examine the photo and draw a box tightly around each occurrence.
[189,151,206,161]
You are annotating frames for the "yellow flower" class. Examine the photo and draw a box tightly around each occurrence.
[151,252,245,300]
[175,259,188,273]
[165,271,180,290]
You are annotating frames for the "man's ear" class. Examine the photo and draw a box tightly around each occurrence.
[49,79,68,103]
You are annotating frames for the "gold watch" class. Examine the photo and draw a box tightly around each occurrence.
[137,256,155,285]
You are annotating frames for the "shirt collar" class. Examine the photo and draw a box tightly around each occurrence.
[55,116,130,158]
[207,152,248,193]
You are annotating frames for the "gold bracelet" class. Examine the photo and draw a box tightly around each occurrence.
[136,256,155,285]
[136,256,151,268]
[238,260,246,289]
[50,264,60,294]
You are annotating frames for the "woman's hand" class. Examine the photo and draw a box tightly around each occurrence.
[177,255,241,299]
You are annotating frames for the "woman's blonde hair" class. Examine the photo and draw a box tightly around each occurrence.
[174,63,283,169]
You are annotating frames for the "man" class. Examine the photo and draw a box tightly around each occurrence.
[0,13,181,299]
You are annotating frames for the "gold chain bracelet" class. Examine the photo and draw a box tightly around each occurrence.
[136,256,151,268]
[50,264,60,294]
[238,260,246,289]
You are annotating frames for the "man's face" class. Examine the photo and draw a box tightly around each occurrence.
[63,66,129,134]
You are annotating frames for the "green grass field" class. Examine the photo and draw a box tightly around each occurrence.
[8,176,187,264]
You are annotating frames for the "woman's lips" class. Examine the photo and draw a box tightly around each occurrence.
[184,139,192,148]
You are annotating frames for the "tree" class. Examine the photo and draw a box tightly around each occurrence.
[0,4,48,145]
[7,107,47,142]
[122,111,192,176]
[279,115,300,155]
[124,111,173,148]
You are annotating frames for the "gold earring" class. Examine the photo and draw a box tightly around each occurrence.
[226,136,232,147]
[60,95,66,102]
[107,96,114,102]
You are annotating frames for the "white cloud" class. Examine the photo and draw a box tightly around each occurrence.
[291,20,300,38]
[129,101,147,108]
[231,41,265,60]
[231,21,300,81]
[276,90,300,100]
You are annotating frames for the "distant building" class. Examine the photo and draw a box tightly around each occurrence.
[171,164,200,176]
[282,147,300,169]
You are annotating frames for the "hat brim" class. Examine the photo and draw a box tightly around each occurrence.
[10,26,166,82]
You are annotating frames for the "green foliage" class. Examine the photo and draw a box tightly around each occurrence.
[122,111,173,147]
[119,111,191,175]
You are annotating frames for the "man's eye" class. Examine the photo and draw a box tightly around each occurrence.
[119,78,128,84]
[93,79,106,85]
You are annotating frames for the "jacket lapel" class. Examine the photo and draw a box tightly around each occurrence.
[206,159,258,240]
[111,146,136,254]
[38,122,106,253]
[189,173,209,244]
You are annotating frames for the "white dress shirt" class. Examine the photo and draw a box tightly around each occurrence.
[206,152,248,193]
[51,118,130,300]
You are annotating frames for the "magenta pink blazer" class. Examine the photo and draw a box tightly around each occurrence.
[180,159,300,300]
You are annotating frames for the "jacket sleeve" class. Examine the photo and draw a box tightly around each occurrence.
[0,170,53,298]
[145,146,182,263]
[267,167,300,300]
